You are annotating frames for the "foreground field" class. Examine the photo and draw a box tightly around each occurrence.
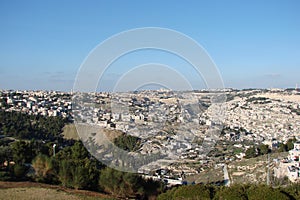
[0,188,93,200]
[0,182,115,200]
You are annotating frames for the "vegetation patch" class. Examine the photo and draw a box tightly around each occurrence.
[113,134,141,152]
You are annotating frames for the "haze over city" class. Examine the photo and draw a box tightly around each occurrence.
[0,0,299,91]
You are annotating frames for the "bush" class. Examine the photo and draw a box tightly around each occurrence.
[113,134,141,151]
[158,185,213,200]
[283,183,300,200]
[247,184,290,200]
[0,171,12,181]
[157,187,176,200]
[13,164,27,179]
[215,184,249,200]
[99,167,144,197]
[99,167,162,198]
[58,160,73,188]
[32,154,56,183]
[245,147,257,158]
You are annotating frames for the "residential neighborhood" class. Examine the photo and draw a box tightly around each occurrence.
[2,88,300,184]
[0,90,72,119]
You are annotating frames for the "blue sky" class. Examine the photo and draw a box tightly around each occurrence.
[0,0,299,91]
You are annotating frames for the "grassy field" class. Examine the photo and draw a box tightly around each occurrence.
[62,124,79,140]
[0,187,92,200]
[186,164,224,183]
[0,182,115,200]
[62,124,124,141]
[186,166,224,184]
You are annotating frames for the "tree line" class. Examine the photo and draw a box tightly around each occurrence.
[0,110,66,140]
[158,183,300,200]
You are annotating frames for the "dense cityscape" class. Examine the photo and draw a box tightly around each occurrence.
[1,88,300,193]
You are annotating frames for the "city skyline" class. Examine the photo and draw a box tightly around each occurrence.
[0,0,299,91]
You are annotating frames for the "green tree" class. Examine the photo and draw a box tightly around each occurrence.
[57,145,99,190]
[216,184,248,200]
[286,137,297,151]
[0,146,11,166]
[0,110,66,141]
[99,167,144,198]
[58,160,73,187]
[113,134,141,152]
[72,164,88,190]
[158,184,216,200]
[157,187,176,200]
[172,185,212,200]
[142,178,164,198]
[32,154,55,183]
[11,141,34,164]
[72,159,99,190]
[13,164,27,179]
[258,144,270,155]
[278,143,288,152]
[245,147,257,158]
[71,141,89,160]
[247,184,290,200]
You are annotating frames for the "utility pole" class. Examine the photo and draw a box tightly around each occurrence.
[267,153,270,186]
[53,144,56,157]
